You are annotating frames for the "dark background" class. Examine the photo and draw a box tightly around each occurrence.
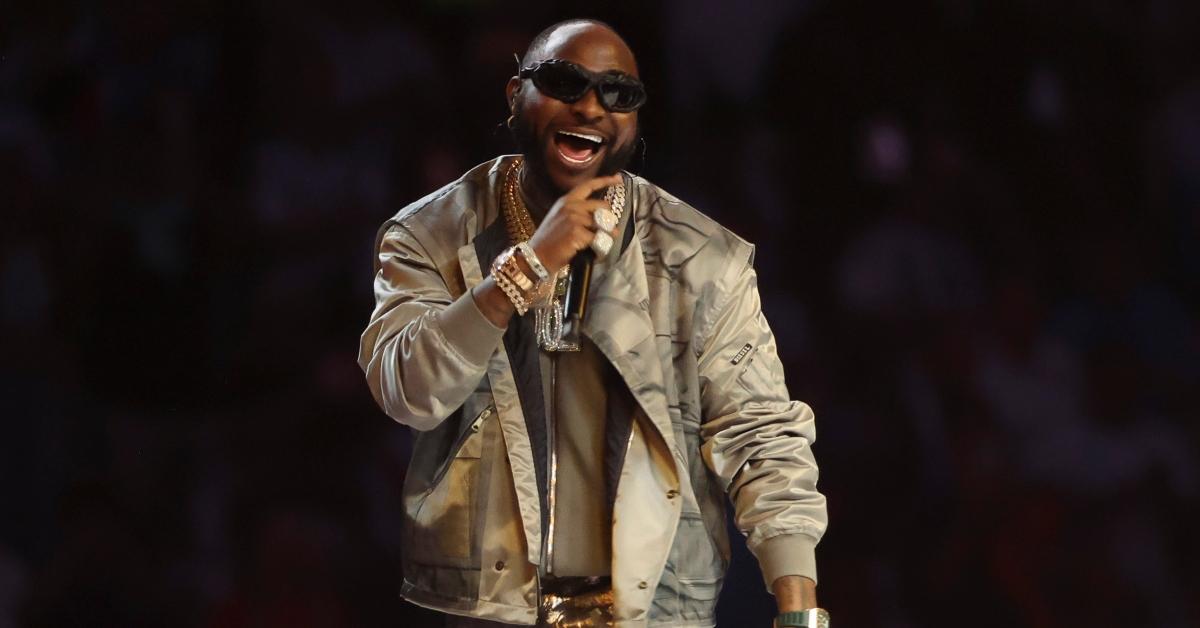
[3,1,1199,626]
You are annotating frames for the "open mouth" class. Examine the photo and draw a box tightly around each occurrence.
[554,130,605,165]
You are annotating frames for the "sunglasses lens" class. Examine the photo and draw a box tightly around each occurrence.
[599,82,645,112]
[535,64,590,101]
[527,61,646,112]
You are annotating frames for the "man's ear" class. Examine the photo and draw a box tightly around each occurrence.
[505,77,521,113]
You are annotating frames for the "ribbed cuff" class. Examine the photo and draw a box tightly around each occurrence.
[752,533,818,589]
[438,289,507,366]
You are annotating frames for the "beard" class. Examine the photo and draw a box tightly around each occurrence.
[596,130,639,176]
[510,108,639,193]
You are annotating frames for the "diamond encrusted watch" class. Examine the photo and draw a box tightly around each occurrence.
[776,608,830,628]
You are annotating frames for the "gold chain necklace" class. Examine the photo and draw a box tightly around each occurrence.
[501,157,537,244]
[500,156,626,244]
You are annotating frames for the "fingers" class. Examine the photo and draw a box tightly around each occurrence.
[551,198,610,225]
[572,199,616,215]
[564,200,622,239]
[566,174,623,201]
[571,221,602,251]
[531,175,624,271]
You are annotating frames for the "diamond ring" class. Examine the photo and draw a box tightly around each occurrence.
[590,230,614,256]
[593,207,617,233]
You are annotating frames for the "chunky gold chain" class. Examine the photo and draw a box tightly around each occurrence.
[500,156,626,245]
[501,157,537,244]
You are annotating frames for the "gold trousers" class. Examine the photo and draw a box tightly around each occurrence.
[443,576,613,627]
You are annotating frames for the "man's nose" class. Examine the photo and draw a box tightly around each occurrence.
[570,86,606,120]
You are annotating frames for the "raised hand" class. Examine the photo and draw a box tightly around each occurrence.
[527,174,623,275]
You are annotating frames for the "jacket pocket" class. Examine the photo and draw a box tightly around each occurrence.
[736,346,779,394]
[653,514,725,622]
[408,402,493,567]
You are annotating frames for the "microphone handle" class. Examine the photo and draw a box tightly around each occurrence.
[561,249,595,339]
[560,186,605,344]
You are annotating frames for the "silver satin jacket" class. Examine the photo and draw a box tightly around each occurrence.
[358,156,827,627]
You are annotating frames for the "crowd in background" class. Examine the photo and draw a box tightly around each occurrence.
[2,2,1198,627]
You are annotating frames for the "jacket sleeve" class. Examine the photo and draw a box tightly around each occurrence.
[696,256,828,586]
[358,223,506,431]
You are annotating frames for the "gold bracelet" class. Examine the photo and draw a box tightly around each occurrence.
[491,247,530,315]
[501,254,534,292]
[492,267,529,315]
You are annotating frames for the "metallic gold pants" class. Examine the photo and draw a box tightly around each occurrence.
[442,576,613,627]
[539,576,613,627]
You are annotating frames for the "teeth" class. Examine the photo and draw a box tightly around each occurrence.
[558,130,603,145]
[560,151,594,164]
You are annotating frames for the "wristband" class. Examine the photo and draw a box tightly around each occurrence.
[776,608,830,628]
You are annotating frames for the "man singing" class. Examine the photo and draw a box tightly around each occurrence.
[358,19,829,628]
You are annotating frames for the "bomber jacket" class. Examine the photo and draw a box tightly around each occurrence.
[358,156,827,627]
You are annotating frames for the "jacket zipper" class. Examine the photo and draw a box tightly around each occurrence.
[427,403,493,491]
[543,355,558,574]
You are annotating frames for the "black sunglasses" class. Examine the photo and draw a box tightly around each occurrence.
[519,59,647,113]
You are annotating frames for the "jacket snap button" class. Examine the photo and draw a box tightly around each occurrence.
[638,580,648,589]
[494,561,505,571]
[666,489,679,499]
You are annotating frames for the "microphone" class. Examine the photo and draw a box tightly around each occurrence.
[557,184,612,348]
[560,249,594,346]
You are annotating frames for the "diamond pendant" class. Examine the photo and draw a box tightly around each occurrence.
[535,272,579,352]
